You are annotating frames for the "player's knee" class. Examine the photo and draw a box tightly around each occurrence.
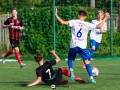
[91,46,95,50]
[84,60,90,64]
[11,49,15,53]
[14,47,19,52]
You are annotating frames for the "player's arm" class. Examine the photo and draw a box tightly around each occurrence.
[100,30,107,34]
[55,8,69,25]
[96,12,109,29]
[95,29,107,34]
[3,23,14,28]
[50,50,60,63]
[18,26,24,30]
[27,77,42,86]
[96,22,107,34]
[19,19,24,30]
[3,19,14,28]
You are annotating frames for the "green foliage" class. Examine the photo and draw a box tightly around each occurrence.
[0,0,120,57]
[18,6,98,57]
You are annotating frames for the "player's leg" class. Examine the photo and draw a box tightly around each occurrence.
[12,40,26,68]
[14,47,26,68]
[79,48,96,84]
[61,68,85,83]
[2,50,13,64]
[89,39,96,61]
[2,39,14,64]
[67,47,78,81]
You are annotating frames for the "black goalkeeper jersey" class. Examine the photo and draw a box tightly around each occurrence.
[36,60,62,84]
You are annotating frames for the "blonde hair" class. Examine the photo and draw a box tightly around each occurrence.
[97,10,104,15]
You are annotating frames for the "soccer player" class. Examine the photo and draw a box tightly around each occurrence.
[55,8,109,83]
[89,10,107,61]
[26,50,85,86]
[2,8,26,68]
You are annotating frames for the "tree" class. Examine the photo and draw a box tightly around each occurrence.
[90,0,95,8]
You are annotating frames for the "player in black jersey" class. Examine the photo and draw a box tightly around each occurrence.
[27,50,85,86]
[2,8,26,68]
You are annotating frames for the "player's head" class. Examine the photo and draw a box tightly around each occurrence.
[97,10,104,20]
[11,8,18,17]
[34,53,43,63]
[78,9,88,20]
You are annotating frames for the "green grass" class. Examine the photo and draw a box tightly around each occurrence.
[0,60,120,90]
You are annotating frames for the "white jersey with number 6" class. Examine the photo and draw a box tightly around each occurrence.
[68,20,96,49]
[90,20,107,43]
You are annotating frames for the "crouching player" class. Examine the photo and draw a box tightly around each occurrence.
[26,50,85,86]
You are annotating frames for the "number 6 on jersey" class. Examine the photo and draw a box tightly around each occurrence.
[77,28,82,38]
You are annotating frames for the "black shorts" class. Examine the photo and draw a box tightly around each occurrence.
[10,39,19,48]
[45,68,63,85]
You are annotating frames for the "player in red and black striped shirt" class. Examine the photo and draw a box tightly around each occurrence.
[2,8,26,68]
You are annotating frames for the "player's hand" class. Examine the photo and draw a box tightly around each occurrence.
[9,23,14,27]
[104,12,110,19]
[55,8,58,15]
[18,26,24,30]
[26,84,32,86]
[50,50,56,55]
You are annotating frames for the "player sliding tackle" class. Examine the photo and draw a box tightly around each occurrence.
[26,50,85,86]
[55,8,109,83]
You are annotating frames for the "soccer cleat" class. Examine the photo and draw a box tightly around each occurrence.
[70,68,74,81]
[20,63,26,68]
[90,79,96,84]
[75,77,85,83]
[2,57,5,64]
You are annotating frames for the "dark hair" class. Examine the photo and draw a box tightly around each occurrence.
[11,8,17,12]
[78,9,88,16]
[34,53,43,62]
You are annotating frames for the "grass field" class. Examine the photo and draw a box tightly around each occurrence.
[0,60,120,90]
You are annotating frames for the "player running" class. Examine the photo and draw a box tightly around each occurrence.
[2,8,26,68]
[82,10,107,68]
[55,8,109,83]
[26,50,85,86]
[90,10,107,61]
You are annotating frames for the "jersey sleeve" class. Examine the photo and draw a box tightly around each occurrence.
[48,60,56,66]
[36,68,43,77]
[87,22,96,30]
[4,18,10,25]
[19,18,23,26]
[68,20,74,27]
[103,22,107,31]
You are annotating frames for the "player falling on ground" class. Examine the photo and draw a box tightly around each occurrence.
[55,8,109,83]
[27,50,85,86]
[2,8,26,68]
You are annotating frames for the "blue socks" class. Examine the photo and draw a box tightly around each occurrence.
[89,49,95,61]
[67,60,74,81]
[67,60,73,69]
[86,64,93,77]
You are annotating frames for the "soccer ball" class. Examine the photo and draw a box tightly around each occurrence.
[51,84,56,89]
[92,67,99,77]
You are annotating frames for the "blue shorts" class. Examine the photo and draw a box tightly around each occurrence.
[68,47,90,61]
[90,39,100,51]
